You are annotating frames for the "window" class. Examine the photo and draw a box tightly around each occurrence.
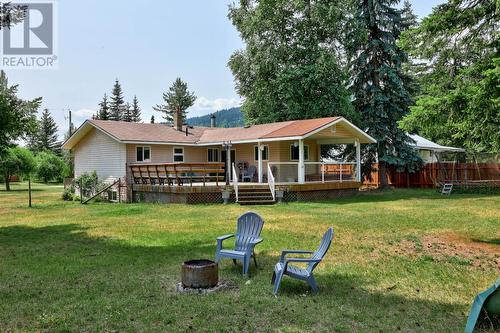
[207,148,220,162]
[173,147,184,162]
[254,145,269,161]
[290,144,309,161]
[108,189,118,202]
[136,146,151,162]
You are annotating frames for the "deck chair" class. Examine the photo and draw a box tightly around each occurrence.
[272,227,333,295]
[243,165,256,182]
[215,212,264,276]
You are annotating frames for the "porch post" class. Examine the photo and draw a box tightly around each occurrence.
[298,139,305,184]
[257,141,263,183]
[355,139,361,182]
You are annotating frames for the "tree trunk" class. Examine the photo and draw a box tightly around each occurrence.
[379,161,389,189]
[4,172,10,191]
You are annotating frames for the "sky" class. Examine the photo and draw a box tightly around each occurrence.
[5,0,445,139]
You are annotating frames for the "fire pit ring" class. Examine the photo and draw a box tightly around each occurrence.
[181,259,218,289]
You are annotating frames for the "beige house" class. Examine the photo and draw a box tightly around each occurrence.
[63,116,376,204]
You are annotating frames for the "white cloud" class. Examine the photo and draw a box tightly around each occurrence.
[73,108,97,118]
[188,97,241,117]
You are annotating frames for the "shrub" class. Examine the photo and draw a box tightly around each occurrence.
[35,150,66,183]
[74,171,105,198]
[61,187,74,201]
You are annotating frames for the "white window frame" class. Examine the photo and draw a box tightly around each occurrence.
[173,147,184,162]
[207,148,220,162]
[254,145,269,161]
[290,144,309,161]
[136,146,151,162]
[108,189,118,202]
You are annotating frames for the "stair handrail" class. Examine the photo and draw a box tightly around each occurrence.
[267,164,275,201]
[232,162,238,202]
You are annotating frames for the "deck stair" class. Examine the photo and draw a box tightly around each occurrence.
[237,185,275,205]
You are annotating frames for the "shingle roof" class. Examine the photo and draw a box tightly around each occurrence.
[89,117,340,144]
[90,120,204,144]
[63,116,375,149]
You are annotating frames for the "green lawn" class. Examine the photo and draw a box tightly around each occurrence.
[0,183,499,332]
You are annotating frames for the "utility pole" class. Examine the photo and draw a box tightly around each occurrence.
[68,109,72,137]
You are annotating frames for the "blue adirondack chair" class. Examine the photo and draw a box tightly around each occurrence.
[215,212,264,276]
[272,227,333,295]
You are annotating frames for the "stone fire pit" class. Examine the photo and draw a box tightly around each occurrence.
[181,259,218,289]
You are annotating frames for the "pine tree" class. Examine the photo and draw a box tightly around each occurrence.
[150,115,155,124]
[109,79,125,121]
[131,95,141,122]
[153,78,196,123]
[348,0,421,188]
[97,94,109,120]
[400,0,418,31]
[122,103,132,122]
[28,108,61,155]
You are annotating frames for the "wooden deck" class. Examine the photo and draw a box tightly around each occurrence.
[131,180,361,193]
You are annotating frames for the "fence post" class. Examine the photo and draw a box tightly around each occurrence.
[80,179,83,204]
[118,178,121,203]
[28,178,32,208]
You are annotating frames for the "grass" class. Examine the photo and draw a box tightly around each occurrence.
[0,183,499,332]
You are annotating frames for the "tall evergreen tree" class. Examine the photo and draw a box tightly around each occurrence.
[109,79,125,121]
[97,94,109,120]
[122,103,132,122]
[28,108,61,155]
[228,0,354,124]
[400,0,418,31]
[348,0,421,188]
[153,78,196,123]
[131,95,141,122]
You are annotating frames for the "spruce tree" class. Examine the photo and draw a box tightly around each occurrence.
[97,94,109,120]
[153,78,196,123]
[109,79,125,121]
[131,95,141,122]
[400,0,418,31]
[29,108,61,155]
[122,103,132,122]
[348,0,421,188]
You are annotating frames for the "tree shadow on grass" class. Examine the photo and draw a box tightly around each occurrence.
[471,238,500,246]
[0,223,481,332]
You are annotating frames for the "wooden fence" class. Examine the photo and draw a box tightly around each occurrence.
[364,163,500,188]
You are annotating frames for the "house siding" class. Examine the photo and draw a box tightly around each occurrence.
[74,128,126,183]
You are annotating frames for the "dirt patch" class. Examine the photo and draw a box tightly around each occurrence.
[385,232,500,269]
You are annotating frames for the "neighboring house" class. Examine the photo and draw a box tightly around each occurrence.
[63,115,376,204]
[408,134,465,163]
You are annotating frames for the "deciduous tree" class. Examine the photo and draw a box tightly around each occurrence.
[228,0,354,124]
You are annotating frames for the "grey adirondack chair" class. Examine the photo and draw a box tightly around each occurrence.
[215,212,264,276]
[272,227,333,295]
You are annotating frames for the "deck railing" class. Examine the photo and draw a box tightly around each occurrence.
[232,163,239,202]
[268,162,357,183]
[267,164,275,200]
[128,162,225,187]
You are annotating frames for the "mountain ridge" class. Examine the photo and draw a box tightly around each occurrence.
[187,107,244,128]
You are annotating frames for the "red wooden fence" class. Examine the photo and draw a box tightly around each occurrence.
[364,163,500,188]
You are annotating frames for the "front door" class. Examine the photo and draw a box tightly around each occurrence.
[221,149,236,181]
